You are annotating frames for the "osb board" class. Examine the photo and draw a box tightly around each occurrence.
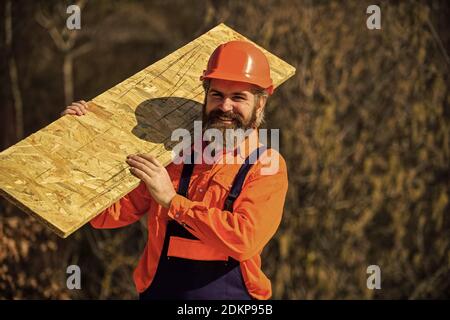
[0,23,296,238]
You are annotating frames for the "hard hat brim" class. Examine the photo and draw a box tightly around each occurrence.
[200,70,274,95]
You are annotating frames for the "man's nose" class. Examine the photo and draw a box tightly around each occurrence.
[218,97,234,112]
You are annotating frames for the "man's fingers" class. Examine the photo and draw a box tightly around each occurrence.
[68,105,83,116]
[61,100,89,117]
[127,155,159,171]
[129,167,151,185]
[79,100,89,108]
[61,109,77,116]
[72,102,87,114]
[127,158,156,177]
[65,109,77,115]
[73,102,85,109]
[138,153,162,168]
[66,106,82,115]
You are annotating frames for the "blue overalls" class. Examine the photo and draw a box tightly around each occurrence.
[139,146,267,300]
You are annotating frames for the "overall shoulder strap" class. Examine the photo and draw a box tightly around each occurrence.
[177,152,196,197]
[223,145,268,211]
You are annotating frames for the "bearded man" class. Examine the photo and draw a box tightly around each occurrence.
[62,41,288,300]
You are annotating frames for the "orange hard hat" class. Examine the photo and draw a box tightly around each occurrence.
[200,40,274,95]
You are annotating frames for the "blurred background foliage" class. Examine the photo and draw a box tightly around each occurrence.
[0,0,449,299]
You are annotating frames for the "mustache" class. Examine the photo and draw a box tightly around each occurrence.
[206,109,244,124]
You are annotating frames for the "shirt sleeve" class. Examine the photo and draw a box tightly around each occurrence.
[167,155,288,262]
[90,181,152,229]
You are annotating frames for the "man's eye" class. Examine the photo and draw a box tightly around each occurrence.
[233,96,244,101]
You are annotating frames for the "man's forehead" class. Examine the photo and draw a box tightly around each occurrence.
[209,79,254,93]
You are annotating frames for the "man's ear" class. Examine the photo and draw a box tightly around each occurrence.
[257,94,267,114]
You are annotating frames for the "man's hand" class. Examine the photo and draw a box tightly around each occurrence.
[61,100,89,116]
[126,154,176,209]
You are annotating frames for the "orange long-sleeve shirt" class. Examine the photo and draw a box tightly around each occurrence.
[90,136,288,300]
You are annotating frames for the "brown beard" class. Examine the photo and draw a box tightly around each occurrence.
[202,106,256,130]
[202,104,257,151]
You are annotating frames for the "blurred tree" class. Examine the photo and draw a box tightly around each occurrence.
[4,0,23,141]
[35,0,91,105]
